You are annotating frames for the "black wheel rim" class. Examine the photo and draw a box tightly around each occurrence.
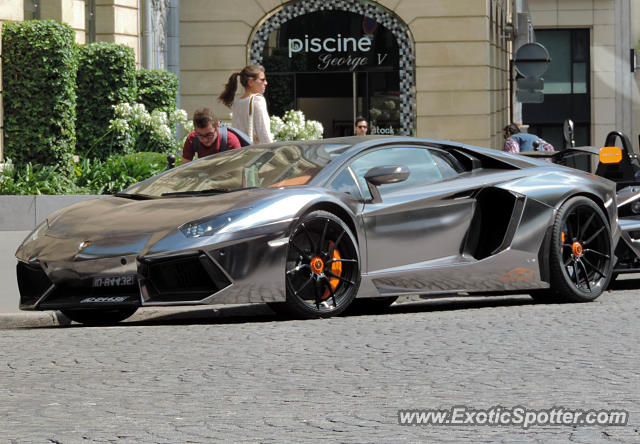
[560,204,611,293]
[286,217,359,312]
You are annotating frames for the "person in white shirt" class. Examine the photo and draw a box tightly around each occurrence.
[218,65,273,144]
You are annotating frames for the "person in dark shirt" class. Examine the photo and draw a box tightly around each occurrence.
[503,123,554,153]
[182,108,241,163]
[354,116,369,136]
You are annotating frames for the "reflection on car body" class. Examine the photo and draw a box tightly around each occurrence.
[16,136,619,325]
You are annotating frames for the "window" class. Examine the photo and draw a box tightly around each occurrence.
[260,9,404,137]
[24,0,40,20]
[523,29,590,149]
[329,168,362,198]
[349,146,462,200]
[85,0,96,43]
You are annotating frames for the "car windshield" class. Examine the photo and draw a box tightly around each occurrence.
[122,142,352,197]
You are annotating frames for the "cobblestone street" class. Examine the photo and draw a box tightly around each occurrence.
[2,280,640,442]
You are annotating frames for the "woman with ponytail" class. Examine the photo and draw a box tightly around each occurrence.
[219,65,273,144]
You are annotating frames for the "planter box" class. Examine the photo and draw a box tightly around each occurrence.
[0,195,105,231]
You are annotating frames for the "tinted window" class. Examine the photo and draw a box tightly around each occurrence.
[350,146,460,199]
[122,142,352,197]
[431,150,463,178]
[329,168,361,198]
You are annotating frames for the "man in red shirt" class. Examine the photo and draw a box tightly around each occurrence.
[182,108,241,162]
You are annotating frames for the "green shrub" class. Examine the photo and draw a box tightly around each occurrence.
[0,152,172,195]
[74,152,172,194]
[136,68,178,113]
[76,42,137,160]
[271,110,324,141]
[106,103,189,155]
[1,20,77,171]
[0,160,88,195]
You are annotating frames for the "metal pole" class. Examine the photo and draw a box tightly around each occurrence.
[353,72,357,132]
[142,0,152,68]
[168,0,180,107]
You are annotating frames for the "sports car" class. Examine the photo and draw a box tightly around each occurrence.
[16,136,620,325]
[522,130,640,282]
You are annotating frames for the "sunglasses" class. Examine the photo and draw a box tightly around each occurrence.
[196,131,217,140]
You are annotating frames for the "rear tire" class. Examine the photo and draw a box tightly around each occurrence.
[545,196,612,302]
[61,307,138,326]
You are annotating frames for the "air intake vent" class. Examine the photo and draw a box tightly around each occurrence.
[17,262,53,308]
[140,253,231,302]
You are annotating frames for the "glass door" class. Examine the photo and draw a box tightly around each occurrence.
[523,29,590,149]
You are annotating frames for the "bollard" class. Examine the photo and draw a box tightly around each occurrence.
[167,153,176,169]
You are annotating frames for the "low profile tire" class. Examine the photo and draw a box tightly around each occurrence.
[282,210,361,318]
[61,307,138,326]
[544,196,613,302]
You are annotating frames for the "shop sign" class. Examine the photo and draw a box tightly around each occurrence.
[262,10,399,73]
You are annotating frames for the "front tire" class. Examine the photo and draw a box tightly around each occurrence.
[61,307,138,326]
[282,210,361,318]
[545,196,612,302]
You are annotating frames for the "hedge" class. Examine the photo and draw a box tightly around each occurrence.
[1,20,77,170]
[76,42,137,160]
[137,68,178,113]
[0,152,174,195]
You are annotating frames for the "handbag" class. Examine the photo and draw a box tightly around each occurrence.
[247,94,256,143]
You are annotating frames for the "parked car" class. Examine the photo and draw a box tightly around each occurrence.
[16,136,619,325]
[520,131,640,284]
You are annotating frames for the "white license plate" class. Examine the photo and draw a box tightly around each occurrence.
[92,275,136,287]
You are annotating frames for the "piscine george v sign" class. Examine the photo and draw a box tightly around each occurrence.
[287,34,390,71]
[262,10,399,73]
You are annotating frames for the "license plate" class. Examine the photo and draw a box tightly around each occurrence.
[92,275,136,287]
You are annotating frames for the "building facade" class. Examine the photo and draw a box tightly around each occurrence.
[0,0,639,160]
[179,0,512,150]
[526,0,639,151]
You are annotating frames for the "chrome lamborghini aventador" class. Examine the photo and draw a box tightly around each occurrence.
[16,136,620,324]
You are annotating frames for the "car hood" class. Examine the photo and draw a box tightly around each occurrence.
[17,187,331,262]
[44,188,281,238]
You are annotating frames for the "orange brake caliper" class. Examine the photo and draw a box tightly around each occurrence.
[321,241,342,300]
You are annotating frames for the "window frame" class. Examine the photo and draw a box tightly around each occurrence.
[327,144,465,202]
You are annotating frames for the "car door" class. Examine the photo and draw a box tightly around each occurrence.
[347,145,476,285]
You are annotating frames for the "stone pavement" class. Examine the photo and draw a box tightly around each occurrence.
[1,285,639,442]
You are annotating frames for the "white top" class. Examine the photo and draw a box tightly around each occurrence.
[231,94,273,144]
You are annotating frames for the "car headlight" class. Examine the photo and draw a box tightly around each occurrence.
[631,201,640,214]
[180,208,247,238]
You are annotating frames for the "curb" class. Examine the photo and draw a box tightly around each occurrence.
[0,310,70,329]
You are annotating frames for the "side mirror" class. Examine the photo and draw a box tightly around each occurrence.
[363,165,410,203]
